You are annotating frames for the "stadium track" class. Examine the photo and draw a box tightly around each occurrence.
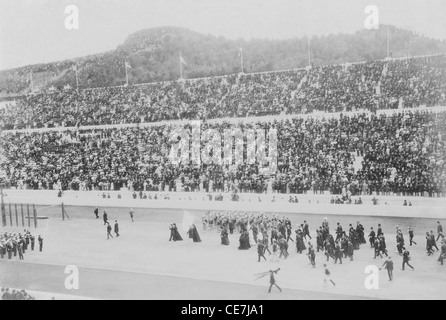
[0,261,371,300]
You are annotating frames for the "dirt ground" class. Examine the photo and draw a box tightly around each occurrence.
[1,204,445,300]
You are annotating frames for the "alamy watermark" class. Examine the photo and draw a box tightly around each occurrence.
[364,265,380,290]
[65,5,79,30]
[64,265,79,290]
[364,5,379,30]
[167,121,278,174]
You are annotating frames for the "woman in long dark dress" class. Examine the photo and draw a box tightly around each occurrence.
[221,228,230,246]
[238,231,251,250]
[171,223,183,241]
[187,224,202,242]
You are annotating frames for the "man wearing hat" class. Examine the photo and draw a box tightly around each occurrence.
[380,256,394,281]
[439,240,446,265]
[38,235,43,252]
[377,224,383,237]
[114,220,120,237]
[303,221,311,240]
[437,221,444,242]
[409,227,417,246]
[18,242,24,260]
[106,223,113,240]
[30,234,35,251]
[368,227,376,248]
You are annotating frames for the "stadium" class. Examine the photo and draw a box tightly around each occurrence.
[1,2,446,301]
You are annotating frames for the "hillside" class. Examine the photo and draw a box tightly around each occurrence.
[1,25,446,96]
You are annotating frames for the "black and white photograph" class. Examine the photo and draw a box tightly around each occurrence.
[0,0,446,303]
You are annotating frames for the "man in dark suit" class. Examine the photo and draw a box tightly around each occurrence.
[103,211,108,225]
[0,242,5,259]
[430,231,439,251]
[437,222,444,242]
[114,220,120,237]
[380,256,394,281]
[402,248,414,271]
[377,224,383,237]
[268,268,282,293]
[356,222,366,244]
[18,243,24,260]
[30,235,35,251]
[368,227,376,248]
[94,208,99,219]
[335,223,343,241]
[439,241,446,265]
[379,234,388,257]
[106,223,113,240]
[374,238,382,259]
[38,235,43,252]
[257,242,266,262]
[409,227,417,246]
[303,221,311,240]
[334,242,343,264]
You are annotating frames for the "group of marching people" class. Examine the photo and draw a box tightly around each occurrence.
[315,220,366,265]
[201,211,446,272]
[0,231,43,260]
[169,223,202,243]
[202,211,367,266]
[202,210,313,262]
[201,210,309,255]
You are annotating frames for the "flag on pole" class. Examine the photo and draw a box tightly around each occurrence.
[124,59,131,86]
[238,45,244,73]
[307,37,312,67]
[179,54,187,66]
[181,209,195,232]
[179,53,187,79]
[72,64,79,90]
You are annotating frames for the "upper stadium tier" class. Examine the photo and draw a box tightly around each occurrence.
[0,54,445,130]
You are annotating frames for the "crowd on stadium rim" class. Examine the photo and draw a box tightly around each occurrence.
[0,55,445,130]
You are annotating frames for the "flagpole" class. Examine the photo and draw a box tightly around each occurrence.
[125,59,129,86]
[240,44,244,74]
[75,64,79,91]
[30,70,34,91]
[179,53,183,80]
[387,26,391,58]
[1,183,5,227]
[307,37,311,67]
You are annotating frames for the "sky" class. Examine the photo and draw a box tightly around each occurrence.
[0,0,445,70]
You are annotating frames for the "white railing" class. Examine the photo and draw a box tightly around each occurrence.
[2,106,446,135]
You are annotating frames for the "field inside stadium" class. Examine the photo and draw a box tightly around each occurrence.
[1,193,445,300]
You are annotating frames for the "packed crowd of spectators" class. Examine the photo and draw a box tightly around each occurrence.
[1,110,445,196]
[0,61,75,96]
[1,55,445,130]
[0,50,129,97]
